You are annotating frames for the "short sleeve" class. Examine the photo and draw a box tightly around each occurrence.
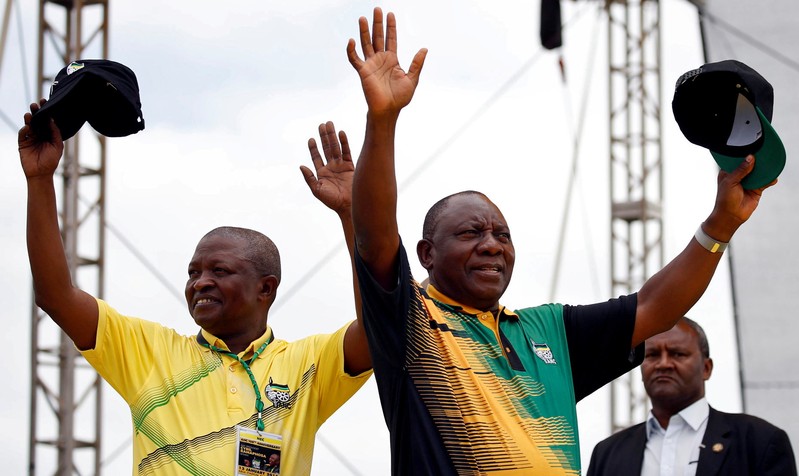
[563,294,644,401]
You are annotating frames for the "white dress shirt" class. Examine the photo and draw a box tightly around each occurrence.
[641,397,710,476]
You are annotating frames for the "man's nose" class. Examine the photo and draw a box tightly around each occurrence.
[654,353,673,368]
[477,233,503,254]
[193,271,215,290]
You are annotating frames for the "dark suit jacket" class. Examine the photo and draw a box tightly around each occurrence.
[586,407,797,476]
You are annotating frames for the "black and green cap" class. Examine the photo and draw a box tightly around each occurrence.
[672,59,785,189]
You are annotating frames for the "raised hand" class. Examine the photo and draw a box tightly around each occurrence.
[18,100,64,179]
[301,121,371,374]
[705,154,777,241]
[300,121,354,216]
[21,98,99,351]
[346,7,427,116]
[17,99,64,179]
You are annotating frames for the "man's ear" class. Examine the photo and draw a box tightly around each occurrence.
[417,239,434,271]
[703,357,714,381]
[260,275,280,302]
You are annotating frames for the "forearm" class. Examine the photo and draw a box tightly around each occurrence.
[352,111,401,287]
[338,210,362,319]
[636,241,720,338]
[632,189,751,346]
[26,175,97,348]
[27,175,73,308]
[340,206,373,374]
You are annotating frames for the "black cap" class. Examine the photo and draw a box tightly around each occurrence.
[30,59,145,141]
[672,59,785,189]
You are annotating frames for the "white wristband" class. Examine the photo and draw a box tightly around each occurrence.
[694,225,728,253]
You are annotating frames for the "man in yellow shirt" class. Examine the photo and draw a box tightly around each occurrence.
[19,105,370,475]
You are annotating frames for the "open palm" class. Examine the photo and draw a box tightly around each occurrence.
[346,8,427,115]
[300,121,353,215]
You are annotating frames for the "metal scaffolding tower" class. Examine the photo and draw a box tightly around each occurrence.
[29,0,109,474]
[606,0,664,433]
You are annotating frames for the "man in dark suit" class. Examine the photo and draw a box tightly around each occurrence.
[587,317,796,476]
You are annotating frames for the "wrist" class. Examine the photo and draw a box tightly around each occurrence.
[366,109,401,126]
[700,212,741,243]
[337,209,353,222]
[26,173,56,186]
[694,223,729,253]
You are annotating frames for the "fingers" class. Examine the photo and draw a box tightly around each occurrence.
[319,121,341,162]
[358,15,374,58]
[18,123,31,145]
[307,137,324,172]
[372,7,385,53]
[49,116,62,143]
[725,155,777,193]
[734,154,755,180]
[385,11,396,53]
[19,103,38,146]
[307,122,345,174]
[346,38,366,75]
[717,154,754,187]
[23,101,38,131]
[352,8,392,65]
[758,178,778,192]
[730,154,777,196]
[407,48,428,86]
[299,165,318,191]
[747,176,777,196]
[20,99,61,147]
[339,130,352,162]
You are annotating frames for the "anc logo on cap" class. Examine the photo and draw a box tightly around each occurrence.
[66,61,85,75]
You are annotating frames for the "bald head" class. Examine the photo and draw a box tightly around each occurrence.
[202,227,281,282]
[417,191,515,311]
[422,191,492,241]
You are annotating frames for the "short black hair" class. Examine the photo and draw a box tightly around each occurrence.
[202,227,281,283]
[681,316,710,358]
[422,190,490,241]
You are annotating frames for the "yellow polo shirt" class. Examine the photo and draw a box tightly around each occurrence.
[81,299,371,475]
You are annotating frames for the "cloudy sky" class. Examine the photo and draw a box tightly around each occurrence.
[0,0,745,474]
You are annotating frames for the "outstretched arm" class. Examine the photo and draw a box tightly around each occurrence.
[21,100,99,350]
[300,121,370,375]
[633,155,775,346]
[348,7,427,289]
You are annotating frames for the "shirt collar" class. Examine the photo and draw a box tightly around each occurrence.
[198,326,274,360]
[678,397,710,431]
[425,283,518,320]
[646,397,709,438]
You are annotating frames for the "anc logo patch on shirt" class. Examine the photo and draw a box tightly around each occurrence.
[265,377,291,408]
[532,340,557,364]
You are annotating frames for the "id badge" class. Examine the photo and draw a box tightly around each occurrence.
[235,426,282,475]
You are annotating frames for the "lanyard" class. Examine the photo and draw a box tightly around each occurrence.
[200,336,271,431]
